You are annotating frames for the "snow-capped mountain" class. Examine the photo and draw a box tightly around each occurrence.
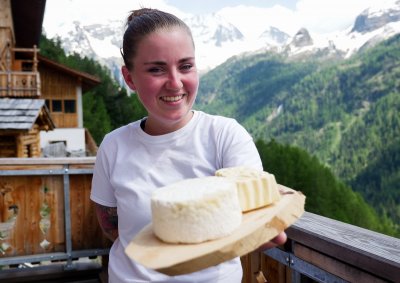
[259,27,290,46]
[185,14,244,46]
[352,0,400,33]
[42,0,400,80]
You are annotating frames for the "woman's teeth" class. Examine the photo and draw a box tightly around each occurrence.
[161,95,184,102]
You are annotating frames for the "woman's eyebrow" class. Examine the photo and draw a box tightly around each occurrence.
[144,60,166,66]
[144,57,195,65]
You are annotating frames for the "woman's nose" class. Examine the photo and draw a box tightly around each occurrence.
[166,71,183,91]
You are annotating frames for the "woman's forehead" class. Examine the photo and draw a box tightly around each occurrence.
[137,28,195,55]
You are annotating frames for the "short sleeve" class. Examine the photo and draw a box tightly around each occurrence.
[90,140,117,207]
[217,118,263,170]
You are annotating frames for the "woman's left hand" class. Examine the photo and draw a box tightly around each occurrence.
[257,231,287,251]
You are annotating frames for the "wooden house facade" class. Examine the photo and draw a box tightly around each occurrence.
[0,0,100,158]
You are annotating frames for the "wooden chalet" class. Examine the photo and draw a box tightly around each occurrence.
[0,0,100,158]
[0,98,54,157]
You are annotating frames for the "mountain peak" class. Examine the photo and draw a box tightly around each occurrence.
[291,28,313,47]
[259,26,290,45]
[186,14,244,46]
[351,0,400,33]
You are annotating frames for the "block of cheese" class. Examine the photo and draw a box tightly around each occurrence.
[215,166,281,212]
[151,176,242,244]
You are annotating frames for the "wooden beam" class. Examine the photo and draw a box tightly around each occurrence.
[294,243,387,282]
[287,212,400,282]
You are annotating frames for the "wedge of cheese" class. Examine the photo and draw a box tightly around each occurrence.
[215,166,281,212]
[151,176,242,244]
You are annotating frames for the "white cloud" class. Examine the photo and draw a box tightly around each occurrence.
[217,5,296,37]
[43,0,188,37]
[293,0,384,34]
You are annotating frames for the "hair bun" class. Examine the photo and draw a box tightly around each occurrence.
[127,8,153,25]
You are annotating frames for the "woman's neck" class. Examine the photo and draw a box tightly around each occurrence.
[143,111,194,136]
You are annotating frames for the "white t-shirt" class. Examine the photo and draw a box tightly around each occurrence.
[91,110,263,283]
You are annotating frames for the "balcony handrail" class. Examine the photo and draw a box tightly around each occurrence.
[265,211,400,282]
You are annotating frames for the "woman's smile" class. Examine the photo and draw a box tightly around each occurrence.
[160,94,186,103]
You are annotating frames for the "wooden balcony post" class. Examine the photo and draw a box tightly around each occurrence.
[33,45,38,72]
[6,41,11,96]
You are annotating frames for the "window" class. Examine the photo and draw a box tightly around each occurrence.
[64,100,76,113]
[52,100,62,112]
[47,99,76,113]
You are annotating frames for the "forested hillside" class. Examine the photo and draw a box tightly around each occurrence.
[196,35,400,234]
[256,140,396,236]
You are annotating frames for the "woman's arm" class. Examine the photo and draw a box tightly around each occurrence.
[95,204,119,242]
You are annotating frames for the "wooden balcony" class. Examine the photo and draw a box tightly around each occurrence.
[0,44,41,98]
[0,71,40,97]
[0,158,398,283]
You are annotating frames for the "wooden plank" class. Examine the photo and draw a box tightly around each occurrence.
[287,212,400,282]
[294,243,387,282]
[0,164,64,171]
[261,252,289,283]
[47,175,65,252]
[241,250,289,283]
[81,174,91,249]
[0,176,19,256]
[240,254,251,283]
[69,174,110,250]
[0,157,96,166]
[40,176,62,253]
[81,174,103,248]
[250,252,262,283]
[70,174,84,250]
[29,176,45,254]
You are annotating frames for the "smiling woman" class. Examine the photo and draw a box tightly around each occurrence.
[90,7,286,283]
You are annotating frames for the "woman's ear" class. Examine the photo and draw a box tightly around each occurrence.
[121,66,136,90]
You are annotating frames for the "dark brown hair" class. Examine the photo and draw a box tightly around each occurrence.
[121,8,194,70]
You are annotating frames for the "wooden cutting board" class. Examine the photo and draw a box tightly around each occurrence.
[125,185,305,276]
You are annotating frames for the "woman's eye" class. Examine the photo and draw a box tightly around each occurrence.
[148,67,164,74]
[180,64,193,71]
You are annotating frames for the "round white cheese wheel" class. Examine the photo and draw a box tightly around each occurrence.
[151,176,242,244]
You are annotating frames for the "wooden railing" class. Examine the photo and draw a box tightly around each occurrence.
[261,213,399,282]
[0,71,40,97]
[0,158,110,281]
[0,158,399,282]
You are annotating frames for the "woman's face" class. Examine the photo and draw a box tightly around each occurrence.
[122,27,199,135]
